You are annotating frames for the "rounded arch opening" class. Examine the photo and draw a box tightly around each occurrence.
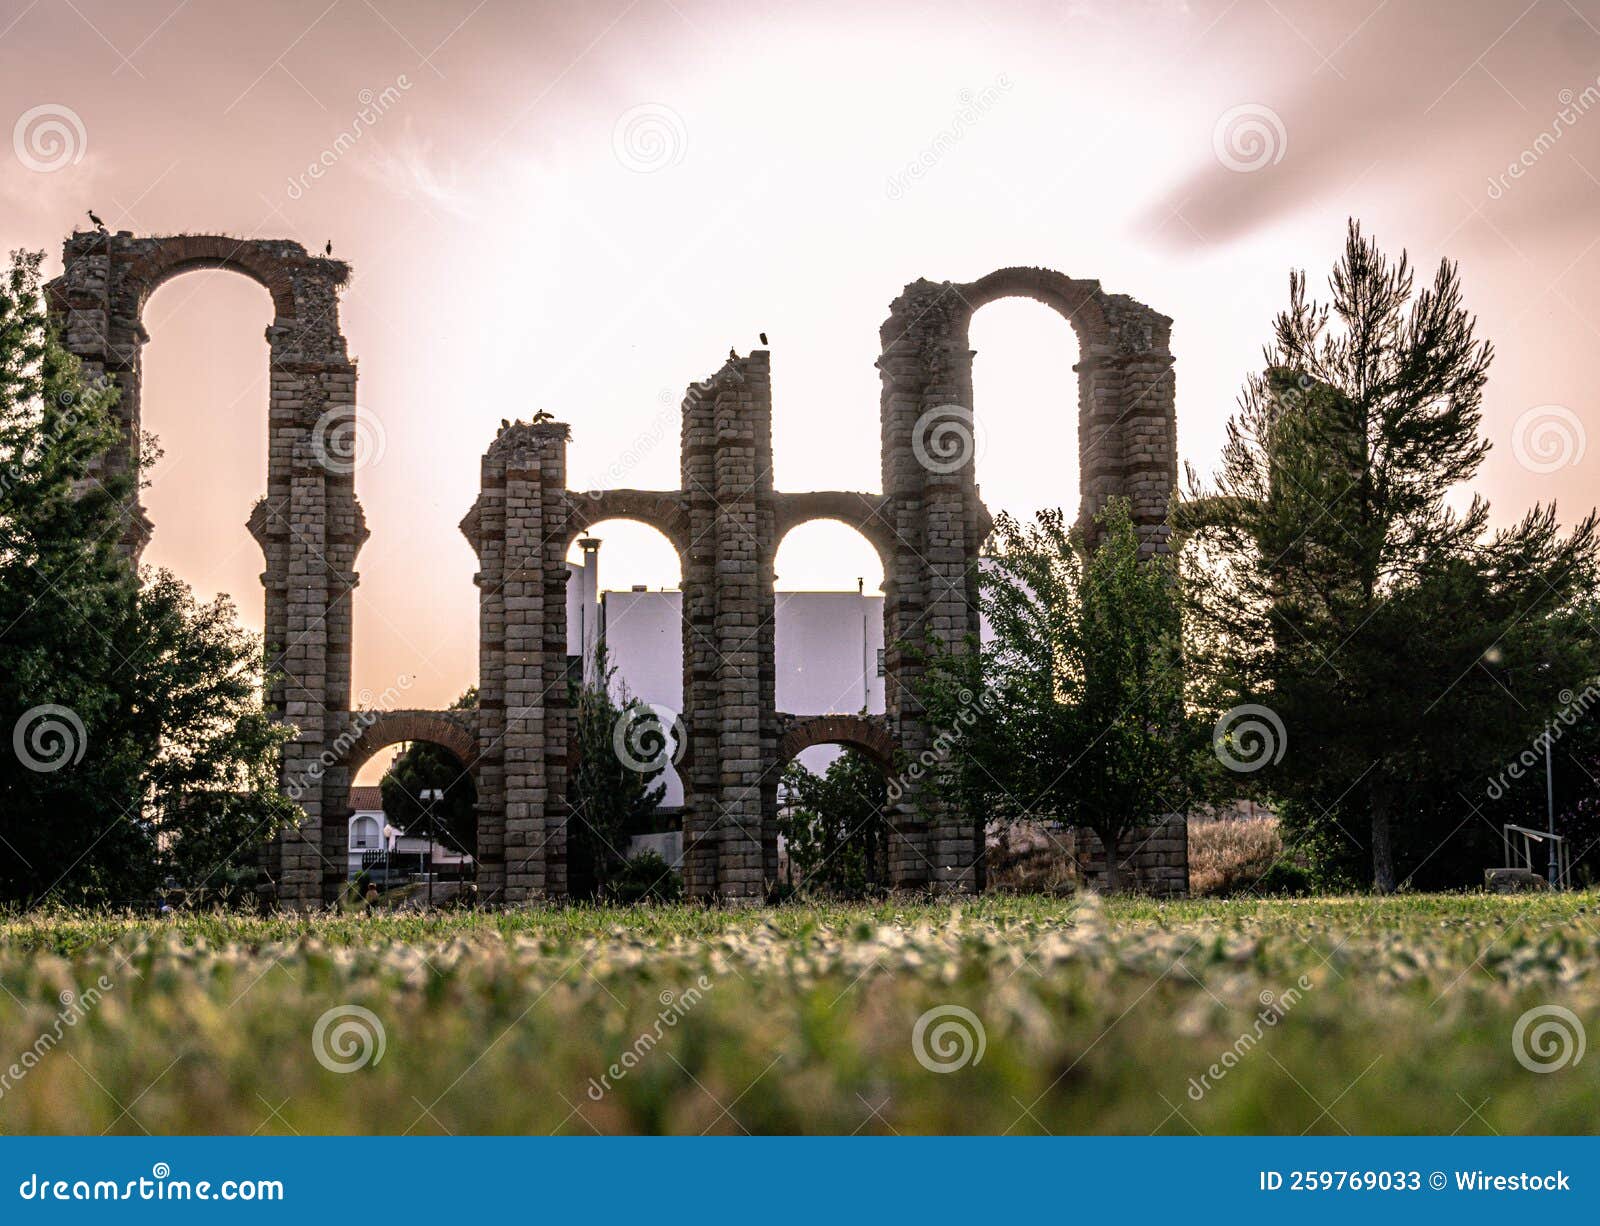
[343,733,480,897]
[564,517,683,593]
[775,714,896,776]
[134,254,293,319]
[772,734,895,898]
[562,516,689,899]
[968,296,1083,532]
[773,520,886,718]
[343,712,479,785]
[138,270,275,634]
[333,710,482,897]
[565,515,687,799]
[773,519,885,593]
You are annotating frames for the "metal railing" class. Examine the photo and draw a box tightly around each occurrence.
[1502,824,1571,889]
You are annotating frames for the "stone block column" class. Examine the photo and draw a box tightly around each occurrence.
[1114,345,1179,556]
[681,353,775,901]
[680,377,719,897]
[276,435,330,906]
[463,421,572,902]
[463,462,508,901]
[877,283,984,892]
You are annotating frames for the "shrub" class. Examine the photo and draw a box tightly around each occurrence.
[1251,861,1314,896]
[606,851,682,904]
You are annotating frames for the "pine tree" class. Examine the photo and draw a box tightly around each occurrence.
[1184,222,1600,891]
[0,250,142,899]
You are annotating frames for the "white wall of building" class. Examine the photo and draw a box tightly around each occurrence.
[598,588,684,710]
[348,810,382,876]
[596,587,687,805]
[773,591,884,716]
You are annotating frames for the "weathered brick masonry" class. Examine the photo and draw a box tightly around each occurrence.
[50,235,1186,902]
[49,231,362,907]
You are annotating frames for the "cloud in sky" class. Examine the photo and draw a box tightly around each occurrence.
[355,120,477,220]
[1,0,1596,717]
[1146,0,1600,247]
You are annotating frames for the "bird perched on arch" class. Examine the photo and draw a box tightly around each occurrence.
[531,409,555,424]
[87,209,107,232]
[324,239,333,256]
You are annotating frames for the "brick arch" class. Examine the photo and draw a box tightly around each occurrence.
[771,491,896,575]
[955,268,1114,350]
[333,709,481,781]
[875,268,1178,894]
[126,245,291,320]
[562,489,691,558]
[775,713,896,776]
[118,236,348,326]
[938,268,1175,543]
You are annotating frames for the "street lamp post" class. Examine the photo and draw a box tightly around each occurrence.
[1534,662,1559,888]
[420,788,444,907]
[1545,736,1557,886]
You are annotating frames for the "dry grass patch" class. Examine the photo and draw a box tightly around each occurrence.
[1188,815,1284,895]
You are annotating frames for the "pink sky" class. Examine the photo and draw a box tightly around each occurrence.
[3,0,1598,718]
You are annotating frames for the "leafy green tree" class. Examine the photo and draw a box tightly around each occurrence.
[125,574,300,896]
[778,747,889,896]
[920,497,1203,890]
[379,687,478,860]
[567,648,666,893]
[0,249,298,903]
[1183,222,1600,891]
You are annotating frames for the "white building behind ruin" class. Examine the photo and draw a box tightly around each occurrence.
[566,539,886,809]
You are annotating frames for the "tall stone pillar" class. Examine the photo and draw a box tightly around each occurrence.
[265,272,362,907]
[463,421,571,902]
[277,436,331,905]
[877,284,984,893]
[463,456,507,902]
[680,352,775,901]
[1108,344,1179,556]
[45,231,149,546]
[680,378,718,898]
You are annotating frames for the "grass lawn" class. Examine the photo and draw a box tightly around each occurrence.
[1,892,1596,1134]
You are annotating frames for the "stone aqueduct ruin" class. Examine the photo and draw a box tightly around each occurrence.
[49,230,1187,905]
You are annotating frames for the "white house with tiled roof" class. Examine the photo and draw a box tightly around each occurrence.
[345,785,476,881]
[347,786,385,876]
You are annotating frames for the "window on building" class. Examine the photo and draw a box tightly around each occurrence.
[876,648,886,677]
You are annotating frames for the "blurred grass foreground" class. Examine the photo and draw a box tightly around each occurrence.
[1,893,1596,1135]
